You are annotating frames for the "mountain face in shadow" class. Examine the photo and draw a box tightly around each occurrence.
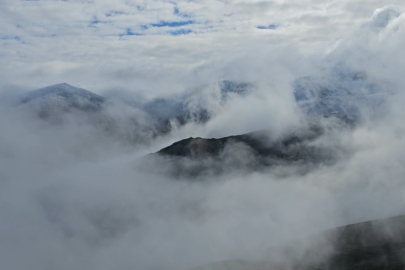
[303,215,405,270]
[157,128,323,161]
[151,126,341,177]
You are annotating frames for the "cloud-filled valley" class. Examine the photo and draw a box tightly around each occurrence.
[1,2,405,270]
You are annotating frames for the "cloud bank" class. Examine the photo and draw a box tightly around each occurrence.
[0,0,403,94]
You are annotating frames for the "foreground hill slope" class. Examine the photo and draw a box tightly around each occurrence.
[190,215,405,270]
[319,215,405,270]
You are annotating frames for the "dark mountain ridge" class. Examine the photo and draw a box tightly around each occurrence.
[157,128,324,161]
[150,126,341,177]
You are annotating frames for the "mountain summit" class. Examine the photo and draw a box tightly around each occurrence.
[20,83,105,115]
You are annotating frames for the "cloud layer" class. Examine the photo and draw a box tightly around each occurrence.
[0,0,404,95]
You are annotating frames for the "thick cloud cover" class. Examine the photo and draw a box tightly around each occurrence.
[1,2,405,270]
[0,0,404,94]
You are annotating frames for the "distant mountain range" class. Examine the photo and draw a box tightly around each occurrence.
[18,80,254,135]
[149,69,389,174]
[18,70,389,163]
[19,69,389,129]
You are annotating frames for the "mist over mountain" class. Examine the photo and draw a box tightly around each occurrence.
[293,68,390,124]
[17,80,255,143]
[6,66,403,270]
[151,125,342,177]
[1,3,405,270]
[20,83,105,110]
[193,215,405,270]
[17,67,386,152]
[16,66,388,179]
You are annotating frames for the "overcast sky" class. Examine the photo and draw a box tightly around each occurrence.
[0,0,404,96]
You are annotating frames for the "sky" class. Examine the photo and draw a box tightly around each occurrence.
[0,0,404,96]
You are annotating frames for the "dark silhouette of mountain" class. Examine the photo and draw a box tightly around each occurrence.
[157,129,323,161]
[151,126,339,176]
[308,215,405,270]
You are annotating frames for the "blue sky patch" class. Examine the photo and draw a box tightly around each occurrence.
[119,28,142,37]
[89,17,107,27]
[1,36,21,41]
[168,29,193,36]
[257,24,278,30]
[151,20,195,28]
[105,11,126,17]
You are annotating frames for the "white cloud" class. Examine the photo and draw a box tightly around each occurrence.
[0,0,403,95]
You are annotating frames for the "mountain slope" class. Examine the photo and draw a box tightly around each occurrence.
[19,81,253,134]
[307,215,405,270]
[157,129,322,161]
[20,83,105,116]
[190,215,405,270]
[152,126,338,176]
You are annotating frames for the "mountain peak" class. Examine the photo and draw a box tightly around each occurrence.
[54,82,73,87]
[21,83,104,103]
[19,83,105,114]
